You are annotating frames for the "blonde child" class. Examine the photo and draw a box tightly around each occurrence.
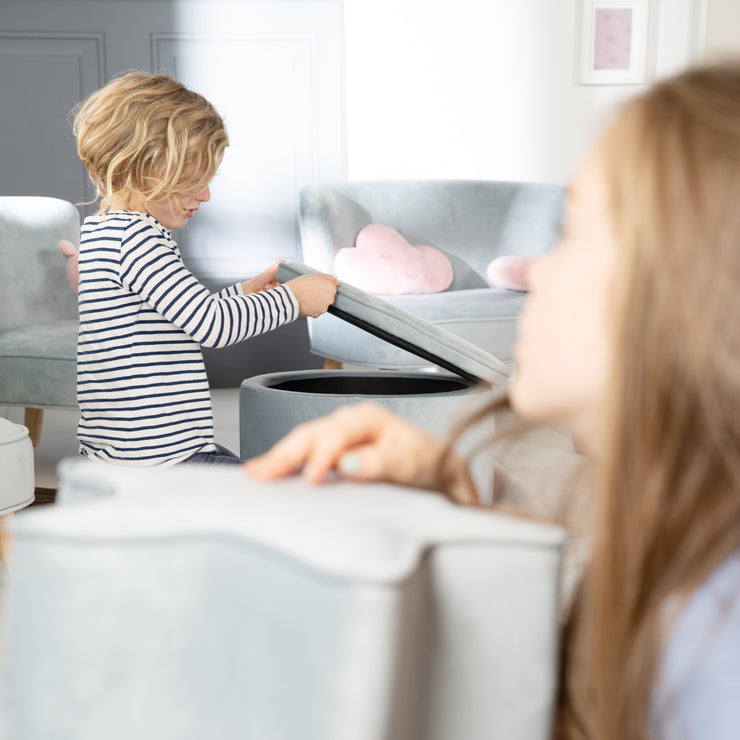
[72,71,338,465]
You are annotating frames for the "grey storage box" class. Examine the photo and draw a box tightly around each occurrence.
[240,263,511,501]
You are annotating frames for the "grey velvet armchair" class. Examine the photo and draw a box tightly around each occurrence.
[298,180,565,369]
[3,459,565,740]
[0,197,79,443]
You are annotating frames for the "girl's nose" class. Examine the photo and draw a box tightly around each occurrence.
[196,186,211,203]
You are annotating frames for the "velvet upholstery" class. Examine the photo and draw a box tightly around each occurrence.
[0,417,34,515]
[298,180,565,367]
[0,197,79,411]
[3,459,565,740]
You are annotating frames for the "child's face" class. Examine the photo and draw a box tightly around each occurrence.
[130,185,211,230]
[509,145,616,453]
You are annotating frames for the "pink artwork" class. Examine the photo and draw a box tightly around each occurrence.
[594,8,633,70]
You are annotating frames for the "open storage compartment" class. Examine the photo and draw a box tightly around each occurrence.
[240,263,511,502]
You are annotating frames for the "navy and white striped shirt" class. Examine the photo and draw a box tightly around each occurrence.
[77,210,298,466]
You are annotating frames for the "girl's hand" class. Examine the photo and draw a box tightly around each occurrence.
[243,402,479,505]
[241,261,283,294]
[285,273,340,317]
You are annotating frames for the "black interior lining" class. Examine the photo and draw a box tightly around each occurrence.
[327,305,483,383]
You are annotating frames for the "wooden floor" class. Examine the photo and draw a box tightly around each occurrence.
[31,487,56,506]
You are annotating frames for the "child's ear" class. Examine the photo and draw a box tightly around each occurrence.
[58,239,79,294]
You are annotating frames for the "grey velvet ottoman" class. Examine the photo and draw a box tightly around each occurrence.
[240,263,511,501]
[3,460,565,740]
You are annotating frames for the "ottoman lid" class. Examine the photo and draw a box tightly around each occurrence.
[276,262,509,384]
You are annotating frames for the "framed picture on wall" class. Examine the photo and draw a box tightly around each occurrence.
[579,0,650,85]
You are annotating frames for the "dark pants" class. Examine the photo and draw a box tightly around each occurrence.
[183,443,243,465]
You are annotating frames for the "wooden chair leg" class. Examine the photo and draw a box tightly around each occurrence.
[323,358,343,370]
[0,513,12,569]
[24,407,44,446]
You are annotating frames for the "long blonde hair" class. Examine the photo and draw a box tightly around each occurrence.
[558,60,740,739]
[72,71,229,214]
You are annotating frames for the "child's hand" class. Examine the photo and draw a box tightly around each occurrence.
[285,273,340,317]
[243,401,479,505]
[241,260,283,294]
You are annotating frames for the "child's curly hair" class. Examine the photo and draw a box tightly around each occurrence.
[72,71,229,214]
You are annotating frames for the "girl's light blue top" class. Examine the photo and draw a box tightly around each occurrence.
[652,550,740,739]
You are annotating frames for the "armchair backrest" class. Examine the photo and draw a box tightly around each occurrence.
[0,196,79,331]
[299,180,565,279]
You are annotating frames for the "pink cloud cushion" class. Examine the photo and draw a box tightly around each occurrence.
[486,255,533,292]
[334,224,453,295]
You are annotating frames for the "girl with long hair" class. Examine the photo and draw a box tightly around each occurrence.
[246,61,740,738]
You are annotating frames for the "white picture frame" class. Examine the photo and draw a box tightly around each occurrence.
[579,0,650,85]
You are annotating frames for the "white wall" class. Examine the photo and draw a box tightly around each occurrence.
[706,0,740,59]
[343,0,710,185]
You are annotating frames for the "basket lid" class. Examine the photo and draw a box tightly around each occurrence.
[276,262,509,385]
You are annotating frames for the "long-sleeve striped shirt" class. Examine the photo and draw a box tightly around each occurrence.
[76,210,298,465]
